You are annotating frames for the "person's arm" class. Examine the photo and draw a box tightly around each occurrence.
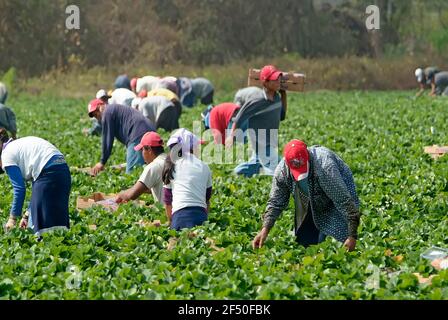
[91,113,112,176]
[88,119,102,136]
[416,84,426,97]
[279,89,287,121]
[115,181,148,203]
[225,122,237,148]
[253,164,291,249]
[430,81,436,96]
[4,166,26,231]
[165,204,173,225]
[206,187,212,213]
[163,186,173,225]
[206,171,212,213]
[317,157,360,250]
[100,114,114,166]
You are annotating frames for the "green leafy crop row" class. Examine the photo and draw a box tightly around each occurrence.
[0,91,447,299]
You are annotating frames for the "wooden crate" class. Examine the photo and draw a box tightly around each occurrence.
[248,68,306,92]
[76,192,116,210]
[423,145,448,159]
[76,192,149,211]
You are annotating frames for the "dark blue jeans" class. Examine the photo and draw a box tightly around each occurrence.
[171,206,207,231]
[126,138,145,174]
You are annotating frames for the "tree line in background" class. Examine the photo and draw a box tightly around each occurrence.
[1,0,447,77]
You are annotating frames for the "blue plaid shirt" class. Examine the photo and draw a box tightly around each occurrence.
[263,146,360,242]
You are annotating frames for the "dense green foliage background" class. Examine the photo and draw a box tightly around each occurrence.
[1,0,448,76]
[0,90,447,299]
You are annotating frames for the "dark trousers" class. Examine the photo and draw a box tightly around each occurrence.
[171,206,207,231]
[295,208,326,247]
[201,90,214,105]
[30,164,71,234]
[157,107,180,132]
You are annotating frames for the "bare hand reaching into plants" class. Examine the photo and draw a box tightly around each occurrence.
[343,236,356,252]
[90,162,105,176]
[252,227,270,249]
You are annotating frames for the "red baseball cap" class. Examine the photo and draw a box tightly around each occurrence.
[130,78,138,90]
[260,65,282,81]
[134,131,164,151]
[284,139,309,181]
[138,89,148,98]
[88,99,105,117]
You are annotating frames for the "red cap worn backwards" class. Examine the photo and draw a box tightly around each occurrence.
[130,77,138,90]
[260,65,282,81]
[88,99,105,117]
[138,89,148,98]
[284,139,309,181]
[134,131,164,151]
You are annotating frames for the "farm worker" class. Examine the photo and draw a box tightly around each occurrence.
[0,82,8,104]
[415,67,440,97]
[87,98,156,175]
[114,74,131,90]
[191,77,214,106]
[115,131,167,204]
[0,98,17,140]
[162,128,212,230]
[0,128,71,235]
[226,65,288,177]
[179,77,214,107]
[136,96,181,132]
[177,77,194,108]
[132,76,160,95]
[415,67,448,97]
[108,88,137,107]
[154,76,179,96]
[201,103,249,145]
[252,139,360,251]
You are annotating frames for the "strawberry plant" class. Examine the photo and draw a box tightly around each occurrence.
[0,91,447,299]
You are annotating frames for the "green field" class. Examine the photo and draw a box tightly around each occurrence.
[0,91,447,299]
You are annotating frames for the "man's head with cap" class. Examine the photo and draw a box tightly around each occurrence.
[260,65,282,92]
[284,139,309,181]
[130,78,138,92]
[415,68,424,84]
[134,131,164,163]
[260,65,282,82]
[88,98,106,120]
[96,89,111,103]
